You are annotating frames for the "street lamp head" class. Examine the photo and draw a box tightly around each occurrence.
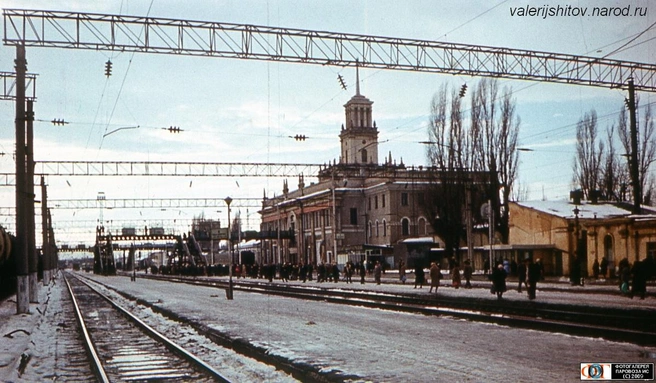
[224,196,233,206]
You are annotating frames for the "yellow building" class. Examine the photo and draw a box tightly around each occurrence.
[509,199,656,277]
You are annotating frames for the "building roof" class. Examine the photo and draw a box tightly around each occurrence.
[515,200,642,220]
[516,200,629,219]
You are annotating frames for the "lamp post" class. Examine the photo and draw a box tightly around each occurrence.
[224,196,234,299]
[571,205,582,286]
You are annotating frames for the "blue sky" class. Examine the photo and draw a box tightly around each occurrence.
[0,0,654,244]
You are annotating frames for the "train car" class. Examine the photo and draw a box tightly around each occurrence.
[0,226,16,300]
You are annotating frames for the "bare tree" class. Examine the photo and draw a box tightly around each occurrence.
[511,180,530,202]
[425,79,519,255]
[573,110,604,199]
[618,100,656,205]
[426,85,468,260]
[470,79,520,242]
[601,123,630,202]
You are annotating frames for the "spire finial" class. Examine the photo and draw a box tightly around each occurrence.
[355,59,361,96]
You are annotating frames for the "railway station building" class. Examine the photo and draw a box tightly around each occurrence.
[508,195,656,278]
[259,77,495,270]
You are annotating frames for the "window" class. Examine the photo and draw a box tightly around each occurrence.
[350,208,358,225]
[648,242,656,259]
[417,192,424,205]
[368,197,372,210]
[418,218,426,235]
[361,148,368,163]
[376,220,380,237]
[368,221,372,238]
[382,194,386,208]
[401,218,410,236]
[401,192,409,206]
[383,219,387,237]
[604,235,614,263]
[375,196,378,209]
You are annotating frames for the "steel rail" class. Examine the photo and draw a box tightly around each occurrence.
[63,274,110,383]
[65,272,230,382]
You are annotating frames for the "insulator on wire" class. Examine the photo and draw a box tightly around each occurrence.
[51,118,69,126]
[164,126,182,133]
[337,74,347,90]
[459,84,468,98]
[105,60,112,77]
[292,134,307,141]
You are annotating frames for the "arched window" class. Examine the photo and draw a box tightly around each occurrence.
[376,220,380,237]
[361,148,368,163]
[401,218,410,236]
[604,234,614,264]
[418,217,426,235]
[383,219,387,237]
[368,221,372,239]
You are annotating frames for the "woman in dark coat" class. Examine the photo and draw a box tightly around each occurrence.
[414,262,425,289]
[491,264,507,299]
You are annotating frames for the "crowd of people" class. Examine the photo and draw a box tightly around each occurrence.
[148,255,652,300]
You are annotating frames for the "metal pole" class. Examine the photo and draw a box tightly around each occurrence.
[466,185,473,266]
[277,204,281,264]
[488,199,494,273]
[332,172,338,264]
[41,177,49,285]
[26,100,38,303]
[225,197,233,299]
[15,45,29,314]
[628,78,641,214]
[210,220,214,266]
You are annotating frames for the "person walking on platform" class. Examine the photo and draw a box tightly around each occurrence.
[299,263,307,283]
[399,260,407,284]
[414,262,425,289]
[631,259,648,299]
[344,262,353,284]
[491,264,507,299]
[451,262,461,289]
[526,257,541,300]
[517,260,527,293]
[332,263,340,283]
[592,258,600,280]
[429,262,442,293]
[374,261,382,285]
[463,260,473,289]
[619,257,630,294]
[600,257,608,278]
[359,262,366,284]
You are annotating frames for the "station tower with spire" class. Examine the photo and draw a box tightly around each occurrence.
[339,64,379,165]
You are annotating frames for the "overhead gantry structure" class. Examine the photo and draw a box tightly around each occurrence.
[3,8,655,212]
[4,8,656,312]
[3,8,655,92]
[0,71,36,100]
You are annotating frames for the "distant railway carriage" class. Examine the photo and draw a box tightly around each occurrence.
[0,225,16,300]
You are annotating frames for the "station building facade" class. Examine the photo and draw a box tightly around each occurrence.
[259,80,495,269]
[508,198,656,277]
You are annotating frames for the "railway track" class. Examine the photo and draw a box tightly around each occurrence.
[63,273,229,382]
[137,274,656,346]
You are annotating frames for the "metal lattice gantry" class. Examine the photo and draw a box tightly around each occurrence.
[0,196,262,213]
[0,71,37,100]
[30,160,323,177]
[3,8,656,92]
[49,197,263,210]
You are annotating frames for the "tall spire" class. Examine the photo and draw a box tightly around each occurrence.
[355,59,361,96]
